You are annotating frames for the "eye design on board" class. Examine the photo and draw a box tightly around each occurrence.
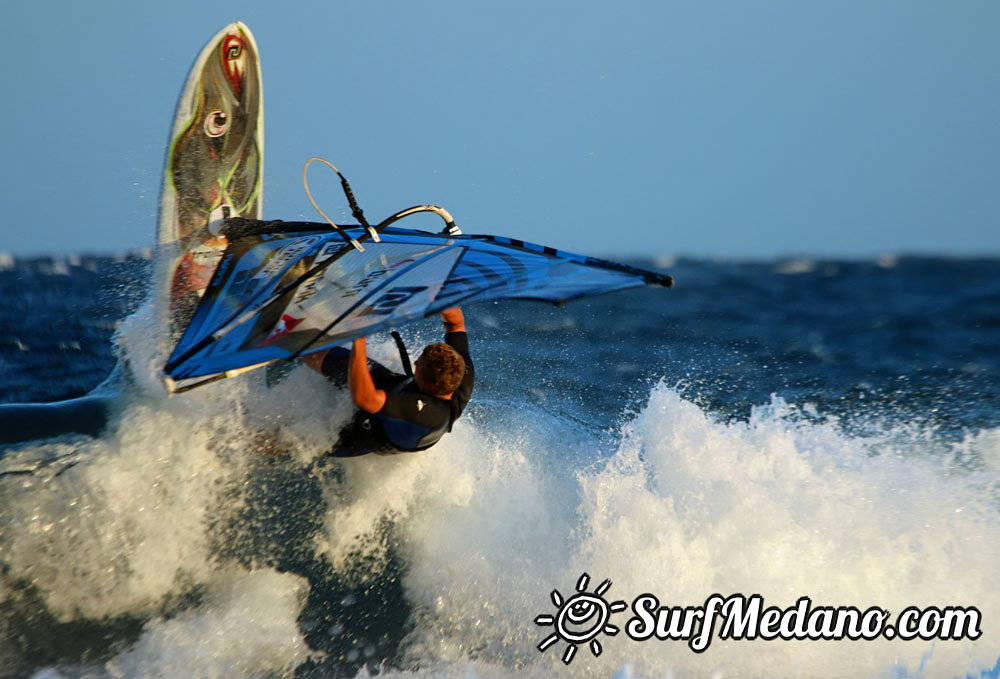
[204,110,229,137]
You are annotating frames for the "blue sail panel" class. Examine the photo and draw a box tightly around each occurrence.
[171,233,333,361]
[165,221,672,389]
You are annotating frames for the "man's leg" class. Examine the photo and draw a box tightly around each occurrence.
[327,409,385,457]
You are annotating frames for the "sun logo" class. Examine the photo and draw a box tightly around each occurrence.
[534,573,627,665]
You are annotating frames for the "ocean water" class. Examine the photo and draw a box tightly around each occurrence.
[1,253,999,679]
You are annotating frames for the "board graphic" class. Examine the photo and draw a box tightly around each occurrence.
[156,22,263,341]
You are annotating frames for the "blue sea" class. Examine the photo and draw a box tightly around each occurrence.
[1,252,999,678]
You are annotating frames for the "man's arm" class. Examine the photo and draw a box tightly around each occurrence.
[349,337,387,413]
[441,307,474,411]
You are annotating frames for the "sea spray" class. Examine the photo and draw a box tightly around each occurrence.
[4,278,1000,679]
[354,384,1000,678]
[105,570,310,679]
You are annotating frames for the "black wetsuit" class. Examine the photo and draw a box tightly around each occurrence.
[321,332,474,456]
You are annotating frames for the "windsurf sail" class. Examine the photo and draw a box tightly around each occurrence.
[164,218,673,392]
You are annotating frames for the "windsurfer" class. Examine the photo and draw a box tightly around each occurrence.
[303,307,473,456]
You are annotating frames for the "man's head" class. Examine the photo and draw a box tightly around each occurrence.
[414,342,465,396]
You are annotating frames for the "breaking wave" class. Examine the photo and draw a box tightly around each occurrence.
[3,340,999,678]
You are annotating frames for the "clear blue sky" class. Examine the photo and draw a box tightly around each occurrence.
[2,1,998,259]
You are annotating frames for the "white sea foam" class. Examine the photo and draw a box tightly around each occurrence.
[24,571,310,679]
[104,570,310,679]
[5,373,999,678]
[2,397,244,620]
[775,258,816,275]
[370,385,1000,678]
[2,377,320,677]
